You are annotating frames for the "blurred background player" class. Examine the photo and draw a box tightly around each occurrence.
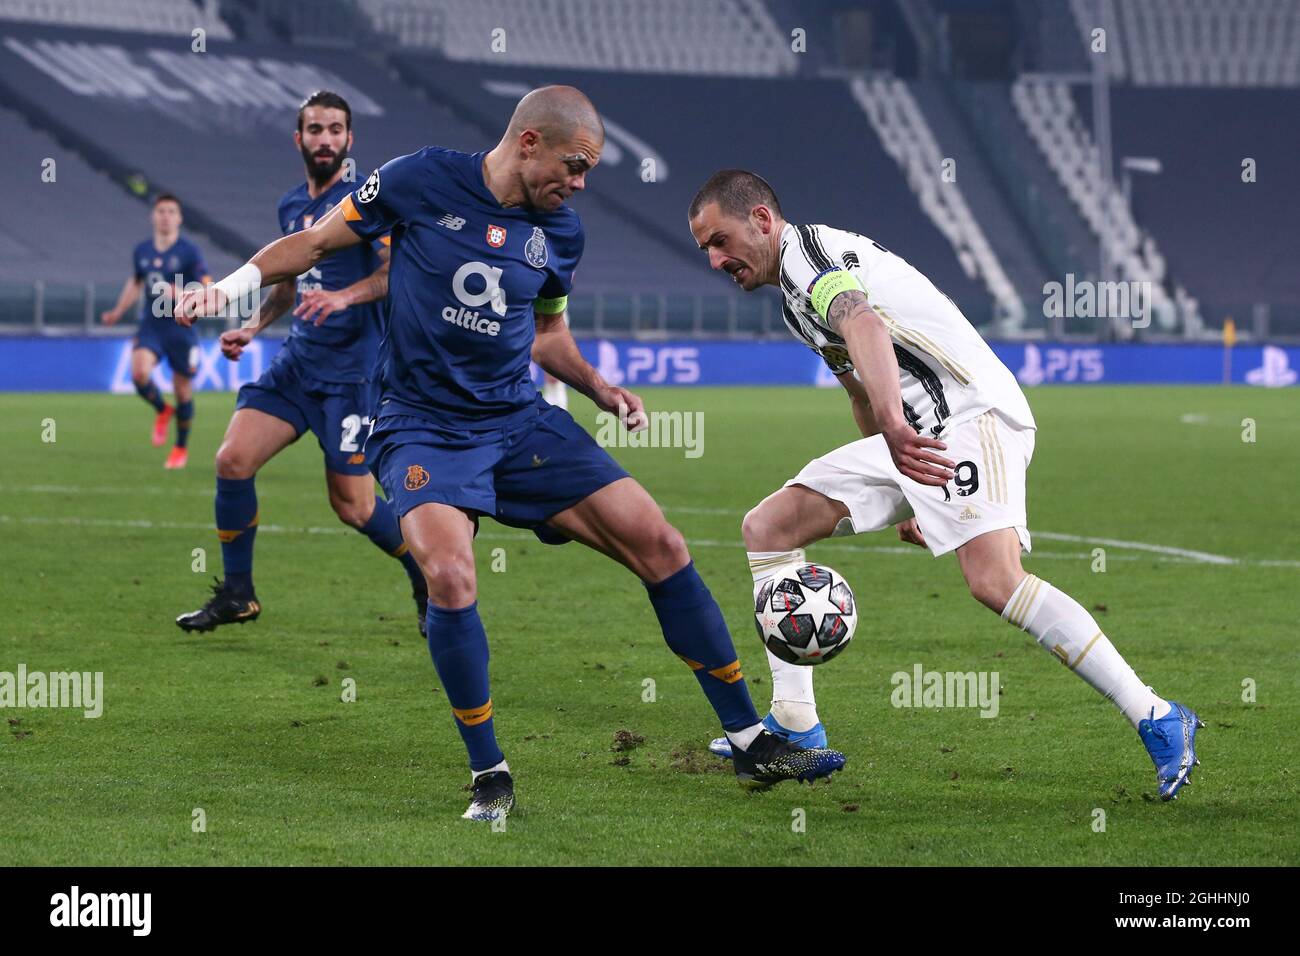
[176,91,427,636]
[689,170,1202,801]
[101,193,210,469]
[174,86,847,822]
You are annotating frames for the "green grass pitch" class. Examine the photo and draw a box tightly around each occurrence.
[1,385,1296,865]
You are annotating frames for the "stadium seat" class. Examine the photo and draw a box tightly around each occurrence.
[1012,78,1183,330]
[1070,0,1300,87]
[0,0,234,39]
[850,76,1025,326]
[355,0,796,76]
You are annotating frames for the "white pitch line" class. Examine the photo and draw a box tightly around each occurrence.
[663,507,1258,567]
[1031,531,1239,565]
[2,513,1296,569]
[0,482,211,498]
[0,487,1251,566]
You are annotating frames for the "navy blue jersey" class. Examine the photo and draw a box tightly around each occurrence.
[340,147,583,427]
[132,236,209,324]
[276,178,389,385]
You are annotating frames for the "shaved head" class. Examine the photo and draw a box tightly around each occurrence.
[505,85,604,146]
[484,85,604,211]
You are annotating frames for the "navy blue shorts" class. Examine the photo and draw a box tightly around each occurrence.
[134,321,199,376]
[368,395,629,543]
[236,356,377,475]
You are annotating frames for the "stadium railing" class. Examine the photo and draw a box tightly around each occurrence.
[2,281,1297,344]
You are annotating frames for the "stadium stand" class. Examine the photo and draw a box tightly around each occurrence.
[0,21,751,329]
[951,81,1099,287]
[1070,0,1300,86]
[850,75,1026,326]
[904,79,1054,310]
[0,0,233,39]
[0,24,436,257]
[0,100,239,326]
[391,56,990,319]
[1013,78,1182,330]
[357,0,797,76]
[0,0,1295,340]
[1103,86,1300,324]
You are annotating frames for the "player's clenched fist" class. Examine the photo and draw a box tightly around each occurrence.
[219,327,254,361]
[172,285,229,327]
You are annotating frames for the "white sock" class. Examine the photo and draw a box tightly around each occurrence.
[726,722,764,751]
[749,549,819,731]
[1002,574,1169,729]
[542,380,568,409]
[472,759,509,781]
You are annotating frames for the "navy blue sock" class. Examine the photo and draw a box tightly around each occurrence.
[135,380,166,412]
[358,497,425,592]
[426,601,503,772]
[645,561,760,732]
[175,399,194,448]
[215,476,258,594]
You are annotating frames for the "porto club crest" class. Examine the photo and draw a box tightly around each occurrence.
[525,226,548,268]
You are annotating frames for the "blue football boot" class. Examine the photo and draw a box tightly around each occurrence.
[1138,701,1204,801]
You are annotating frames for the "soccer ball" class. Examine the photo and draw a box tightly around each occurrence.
[754,563,857,666]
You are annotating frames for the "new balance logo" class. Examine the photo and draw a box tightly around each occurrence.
[437,213,466,231]
[959,506,981,521]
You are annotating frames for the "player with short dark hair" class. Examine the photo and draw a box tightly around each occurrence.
[101,193,210,468]
[175,91,428,636]
[174,86,846,822]
[688,169,1203,801]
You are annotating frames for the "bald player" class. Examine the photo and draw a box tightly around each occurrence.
[174,87,846,823]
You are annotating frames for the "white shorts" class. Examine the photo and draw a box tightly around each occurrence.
[786,409,1036,557]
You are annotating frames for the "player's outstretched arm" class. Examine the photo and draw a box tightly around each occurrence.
[173,205,361,327]
[827,289,954,486]
[294,244,390,327]
[101,276,143,326]
[533,309,646,430]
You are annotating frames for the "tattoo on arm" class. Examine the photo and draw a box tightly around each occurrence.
[826,289,870,334]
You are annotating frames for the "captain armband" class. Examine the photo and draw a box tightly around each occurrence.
[534,295,569,316]
[808,269,864,321]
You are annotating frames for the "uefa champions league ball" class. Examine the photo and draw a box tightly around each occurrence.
[755,563,857,665]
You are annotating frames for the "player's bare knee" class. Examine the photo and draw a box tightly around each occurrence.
[330,496,369,529]
[966,571,1019,613]
[741,504,777,550]
[634,521,689,580]
[421,556,476,608]
[658,523,690,572]
[214,442,255,480]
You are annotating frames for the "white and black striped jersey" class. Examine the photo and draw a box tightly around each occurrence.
[778,222,1035,436]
